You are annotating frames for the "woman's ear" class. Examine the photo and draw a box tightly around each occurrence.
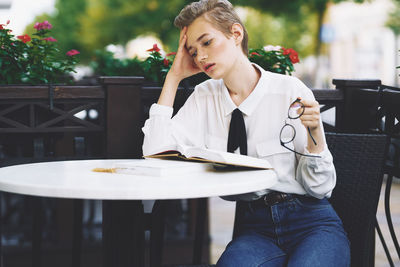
[231,23,244,45]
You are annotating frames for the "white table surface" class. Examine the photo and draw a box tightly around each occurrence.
[0,159,277,200]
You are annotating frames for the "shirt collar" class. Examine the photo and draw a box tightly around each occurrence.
[222,63,269,117]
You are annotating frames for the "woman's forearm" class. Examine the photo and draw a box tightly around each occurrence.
[157,72,182,107]
[307,126,324,154]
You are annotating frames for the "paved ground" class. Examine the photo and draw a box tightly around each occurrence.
[209,180,400,266]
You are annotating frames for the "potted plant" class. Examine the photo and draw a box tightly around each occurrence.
[90,44,195,87]
[0,20,80,84]
[91,43,300,122]
[249,45,299,75]
[91,43,299,84]
[0,20,104,149]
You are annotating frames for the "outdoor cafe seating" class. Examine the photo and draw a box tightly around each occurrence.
[0,78,399,266]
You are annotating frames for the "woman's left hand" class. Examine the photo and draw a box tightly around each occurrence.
[298,98,321,131]
[298,98,324,153]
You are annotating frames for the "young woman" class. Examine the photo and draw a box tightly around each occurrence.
[142,0,350,266]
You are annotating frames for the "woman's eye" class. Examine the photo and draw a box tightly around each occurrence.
[204,40,212,46]
[191,51,197,58]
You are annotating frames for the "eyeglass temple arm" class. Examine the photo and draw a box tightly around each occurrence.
[280,141,321,158]
[307,127,317,146]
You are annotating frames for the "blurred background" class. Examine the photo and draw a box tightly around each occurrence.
[1,0,400,266]
[0,0,399,88]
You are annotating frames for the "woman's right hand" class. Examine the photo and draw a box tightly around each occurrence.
[158,27,201,107]
[168,27,201,81]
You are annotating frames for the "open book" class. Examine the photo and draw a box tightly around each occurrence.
[107,159,212,177]
[144,144,272,170]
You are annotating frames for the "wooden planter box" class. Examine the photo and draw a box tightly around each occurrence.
[0,77,145,160]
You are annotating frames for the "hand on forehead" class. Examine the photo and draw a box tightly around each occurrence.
[185,16,216,50]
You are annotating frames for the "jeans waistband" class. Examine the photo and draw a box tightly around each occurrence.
[250,191,310,207]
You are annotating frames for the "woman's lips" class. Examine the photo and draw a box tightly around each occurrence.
[204,63,216,72]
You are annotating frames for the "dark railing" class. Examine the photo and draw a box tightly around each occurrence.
[0,84,108,267]
[0,77,398,266]
[0,77,208,266]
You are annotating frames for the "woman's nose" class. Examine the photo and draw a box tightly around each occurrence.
[198,50,208,62]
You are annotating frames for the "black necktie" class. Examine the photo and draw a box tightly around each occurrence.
[227,108,247,155]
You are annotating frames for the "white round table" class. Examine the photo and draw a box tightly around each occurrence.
[0,159,277,267]
[0,159,277,200]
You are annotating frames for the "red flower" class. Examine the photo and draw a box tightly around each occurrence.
[43,37,57,42]
[66,49,80,56]
[34,20,52,31]
[17,34,31,43]
[0,20,10,30]
[147,44,160,52]
[289,52,299,64]
[163,58,170,67]
[250,52,261,57]
[166,52,176,57]
[282,48,299,64]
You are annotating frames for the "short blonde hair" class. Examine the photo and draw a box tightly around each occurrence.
[174,0,248,56]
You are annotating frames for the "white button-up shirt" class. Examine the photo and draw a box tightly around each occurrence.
[142,65,336,201]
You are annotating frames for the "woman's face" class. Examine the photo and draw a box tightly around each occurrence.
[185,16,240,79]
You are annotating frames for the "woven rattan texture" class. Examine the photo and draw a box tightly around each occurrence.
[326,132,387,267]
[175,133,387,267]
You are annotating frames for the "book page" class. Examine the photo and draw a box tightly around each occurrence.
[182,146,272,169]
[113,159,211,176]
[144,144,272,170]
[144,150,182,159]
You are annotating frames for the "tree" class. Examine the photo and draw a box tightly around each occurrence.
[243,6,318,58]
[27,0,190,61]
[24,0,88,60]
[386,0,400,35]
[234,0,368,57]
[79,0,190,55]
[26,0,370,63]
[386,0,400,82]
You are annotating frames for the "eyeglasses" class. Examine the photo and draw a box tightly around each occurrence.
[279,98,321,158]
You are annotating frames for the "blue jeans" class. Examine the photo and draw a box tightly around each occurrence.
[217,195,350,267]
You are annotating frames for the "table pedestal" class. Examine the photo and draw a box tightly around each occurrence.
[102,200,145,267]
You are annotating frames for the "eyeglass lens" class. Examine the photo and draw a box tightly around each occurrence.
[288,101,304,119]
[279,99,321,158]
[280,124,295,144]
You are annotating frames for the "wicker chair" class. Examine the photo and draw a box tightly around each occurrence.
[369,87,400,265]
[326,132,388,267]
[233,132,388,267]
[175,132,388,267]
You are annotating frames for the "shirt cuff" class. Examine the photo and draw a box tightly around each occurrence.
[303,146,332,172]
[149,103,174,118]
